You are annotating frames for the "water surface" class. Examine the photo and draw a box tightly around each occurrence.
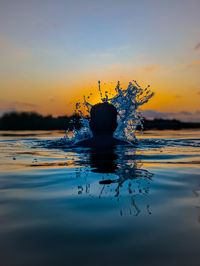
[0,130,200,266]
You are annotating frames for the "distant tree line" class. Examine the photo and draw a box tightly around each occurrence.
[141,118,200,130]
[0,111,200,130]
[0,111,82,130]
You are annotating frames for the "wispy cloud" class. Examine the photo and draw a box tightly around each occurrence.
[111,65,120,69]
[0,35,31,60]
[174,94,182,98]
[118,45,131,51]
[35,21,61,30]
[86,52,112,57]
[194,43,200,50]
[141,65,160,71]
[99,53,112,57]
[49,98,56,103]
[187,60,200,67]
[7,101,39,109]
[0,108,16,117]
[0,100,39,116]
[142,109,200,122]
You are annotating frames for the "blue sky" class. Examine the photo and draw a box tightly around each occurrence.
[0,0,200,120]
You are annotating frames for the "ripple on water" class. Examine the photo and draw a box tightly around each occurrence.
[0,130,200,266]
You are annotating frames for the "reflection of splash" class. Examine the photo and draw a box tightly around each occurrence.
[75,147,154,216]
[193,184,200,224]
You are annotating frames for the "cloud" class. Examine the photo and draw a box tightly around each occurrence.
[0,35,31,61]
[118,45,131,51]
[141,65,160,71]
[49,98,56,103]
[11,102,39,109]
[99,53,112,57]
[142,110,174,119]
[0,108,16,117]
[86,53,112,57]
[178,111,192,116]
[174,94,182,98]
[187,60,200,67]
[36,22,61,30]
[111,65,120,69]
[0,100,39,116]
[195,43,200,50]
[142,109,200,122]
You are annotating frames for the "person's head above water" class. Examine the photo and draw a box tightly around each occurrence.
[76,102,128,147]
[89,103,118,136]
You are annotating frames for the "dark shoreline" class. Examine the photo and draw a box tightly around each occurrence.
[0,111,200,131]
[141,118,200,130]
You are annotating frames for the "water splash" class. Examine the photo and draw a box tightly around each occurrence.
[65,80,154,143]
[110,80,154,141]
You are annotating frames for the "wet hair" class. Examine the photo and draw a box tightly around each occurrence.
[89,103,118,135]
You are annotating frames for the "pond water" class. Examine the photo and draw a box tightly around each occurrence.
[0,130,200,266]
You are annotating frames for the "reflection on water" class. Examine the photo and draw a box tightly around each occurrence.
[0,130,200,266]
[73,147,153,216]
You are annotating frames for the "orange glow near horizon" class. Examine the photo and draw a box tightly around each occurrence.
[0,1,200,121]
[1,76,200,117]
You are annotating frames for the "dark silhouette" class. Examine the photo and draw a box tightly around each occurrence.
[0,111,81,131]
[89,149,118,173]
[76,103,128,148]
[0,110,200,131]
[141,118,200,130]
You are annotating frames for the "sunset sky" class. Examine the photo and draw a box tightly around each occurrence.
[0,0,200,121]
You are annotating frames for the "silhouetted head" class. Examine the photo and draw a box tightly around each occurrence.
[89,103,118,136]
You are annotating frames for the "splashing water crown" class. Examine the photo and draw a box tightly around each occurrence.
[65,80,154,143]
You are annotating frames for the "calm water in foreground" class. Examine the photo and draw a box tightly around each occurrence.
[0,130,200,266]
